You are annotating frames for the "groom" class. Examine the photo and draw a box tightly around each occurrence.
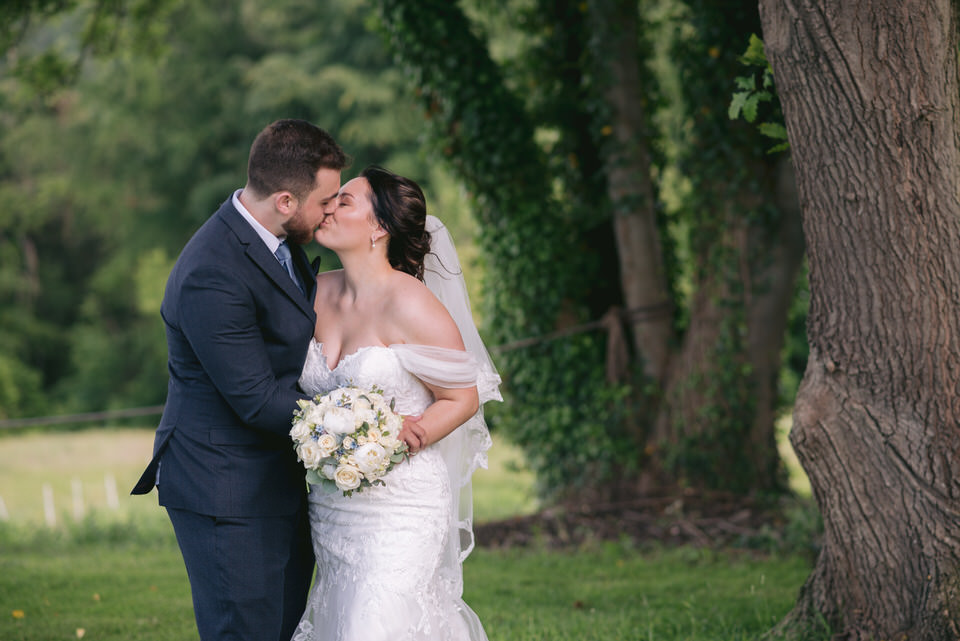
[132,119,348,640]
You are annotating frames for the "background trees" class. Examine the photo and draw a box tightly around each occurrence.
[1,0,809,502]
[0,0,472,418]
[376,0,804,498]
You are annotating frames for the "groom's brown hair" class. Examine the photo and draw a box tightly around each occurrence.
[246,119,349,202]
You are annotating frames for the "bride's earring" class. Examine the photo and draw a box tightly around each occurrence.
[371,235,377,249]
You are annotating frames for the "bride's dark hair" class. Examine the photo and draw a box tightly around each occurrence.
[362,165,431,281]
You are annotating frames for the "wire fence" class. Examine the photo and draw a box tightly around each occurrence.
[0,406,166,430]
[0,301,673,431]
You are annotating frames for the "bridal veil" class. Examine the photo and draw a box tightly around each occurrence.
[421,214,500,592]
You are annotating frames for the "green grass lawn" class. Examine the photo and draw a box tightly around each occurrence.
[0,520,813,641]
[0,427,818,640]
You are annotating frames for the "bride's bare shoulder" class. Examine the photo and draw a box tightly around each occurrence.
[385,271,435,310]
[385,271,464,349]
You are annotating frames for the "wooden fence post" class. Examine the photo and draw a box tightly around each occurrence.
[42,483,56,527]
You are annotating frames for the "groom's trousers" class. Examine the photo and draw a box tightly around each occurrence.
[167,503,314,641]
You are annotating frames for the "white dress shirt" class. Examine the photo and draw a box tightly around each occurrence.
[232,189,285,251]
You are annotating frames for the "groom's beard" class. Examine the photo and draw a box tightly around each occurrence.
[283,208,314,245]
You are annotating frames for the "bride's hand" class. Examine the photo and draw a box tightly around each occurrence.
[400,415,427,453]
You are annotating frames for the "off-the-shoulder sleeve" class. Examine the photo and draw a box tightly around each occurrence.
[390,343,502,405]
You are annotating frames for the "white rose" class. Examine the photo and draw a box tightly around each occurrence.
[380,431,400,451]
[381,416,402,446]
[334,463,362,491]
[289,420,312,444]
[323,407,355,435]
[384,412,403,434]
[366,428,382,443]
[321,463,337,480]
[316,433,338,457]
[355,408,378,429]
[299,402,325,427]
[353,442,387,476]
[298,441,324,468]
[336,388,360,406]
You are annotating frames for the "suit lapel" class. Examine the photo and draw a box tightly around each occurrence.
[216,202,317,321]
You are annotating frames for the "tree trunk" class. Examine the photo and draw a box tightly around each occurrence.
[649,155,803,492]
[760,1,960,637]
[588,0,673,383]
[640,0,806,492]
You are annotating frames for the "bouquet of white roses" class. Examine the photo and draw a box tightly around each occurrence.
[290,385,408,495]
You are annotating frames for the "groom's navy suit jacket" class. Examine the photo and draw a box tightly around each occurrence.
[132,198,316,517]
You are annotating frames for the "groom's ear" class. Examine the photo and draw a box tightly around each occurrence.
[274,191,297,216]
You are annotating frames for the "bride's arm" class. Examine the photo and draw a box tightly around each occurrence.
[404,385,478,452]
[390,279,480,452]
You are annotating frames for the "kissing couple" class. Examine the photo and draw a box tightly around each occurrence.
[132,119,501,641]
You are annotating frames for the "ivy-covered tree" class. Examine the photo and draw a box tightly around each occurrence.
[374,0,623,499]
[376,0,804,497]
[650,0,804,491]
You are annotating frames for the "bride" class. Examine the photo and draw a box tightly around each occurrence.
[292,166,500,641]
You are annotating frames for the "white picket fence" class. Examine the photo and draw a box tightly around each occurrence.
[0,473,121,527]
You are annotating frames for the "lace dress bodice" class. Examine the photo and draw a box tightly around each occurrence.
[298,341,435,418]
[292,340,489,641]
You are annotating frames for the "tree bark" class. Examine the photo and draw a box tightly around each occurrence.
[760,0,960,637]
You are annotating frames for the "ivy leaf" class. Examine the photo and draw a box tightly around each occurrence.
[741,93,760,122]
[759,122,788,140]
[739,33,768,67]
[762,69,775,89]
[759,123,790,153]
[728,91,749,120]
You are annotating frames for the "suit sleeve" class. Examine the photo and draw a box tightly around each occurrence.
[178,262,304,435]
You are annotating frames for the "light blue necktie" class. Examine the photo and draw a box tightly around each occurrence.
[275,241,305,296]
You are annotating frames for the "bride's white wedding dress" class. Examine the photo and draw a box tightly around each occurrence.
[292,339,492,641]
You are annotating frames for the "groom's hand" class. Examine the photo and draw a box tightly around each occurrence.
[400,415,427,453]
